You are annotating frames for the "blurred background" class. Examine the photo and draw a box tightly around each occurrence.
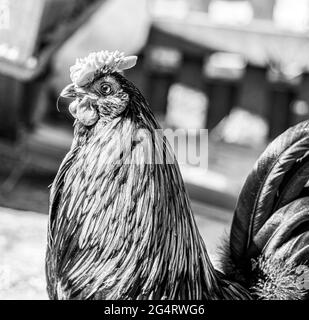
[1,0,309,299]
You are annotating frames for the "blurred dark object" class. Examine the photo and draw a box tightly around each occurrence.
[143,25,211,117]
[294,74,309,124]
[189,0,212,12]
[203,52,245,130]
[0,0,104,141]
[0,68,51,141]
[0,0,104,79]
[144,45,182,115]
[251,0,275,20]
[0,123,71,193]
[144,13,309,142]
[267,69,298,140]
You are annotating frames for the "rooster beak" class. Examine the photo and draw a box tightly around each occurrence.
[60,83,77,98]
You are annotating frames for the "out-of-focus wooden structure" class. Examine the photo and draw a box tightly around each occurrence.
[143,11,309,140]
[0,0,105,191]
[0,0,104,140]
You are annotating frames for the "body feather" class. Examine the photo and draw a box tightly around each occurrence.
[46,80,250,299]
[47,65,309,300]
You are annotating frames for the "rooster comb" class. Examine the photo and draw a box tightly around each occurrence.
[69,50,137,87]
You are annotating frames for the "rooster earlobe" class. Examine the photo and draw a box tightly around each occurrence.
[117,56,137,71]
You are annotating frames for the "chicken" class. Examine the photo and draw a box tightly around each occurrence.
[46,50,309,300]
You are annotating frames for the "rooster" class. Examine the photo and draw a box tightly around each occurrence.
[46,50,309,300]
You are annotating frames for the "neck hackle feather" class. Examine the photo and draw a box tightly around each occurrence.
[46,50,309,300]
[46,70,250,299]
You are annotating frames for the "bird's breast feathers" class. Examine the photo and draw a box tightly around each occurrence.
[47,117,211,299]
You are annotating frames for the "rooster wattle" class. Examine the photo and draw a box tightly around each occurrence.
[46,50,309,300]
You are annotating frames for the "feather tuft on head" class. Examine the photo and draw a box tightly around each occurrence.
[69,50,137,87]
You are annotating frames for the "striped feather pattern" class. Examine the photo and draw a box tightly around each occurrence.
[46,73,251,300]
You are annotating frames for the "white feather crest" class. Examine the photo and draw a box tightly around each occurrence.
[70,50,138,86]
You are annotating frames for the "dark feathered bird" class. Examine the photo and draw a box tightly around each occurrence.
[46,51,309,300]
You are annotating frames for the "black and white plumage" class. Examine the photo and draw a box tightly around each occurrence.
[221,121,309,300]
[46,51,309,300]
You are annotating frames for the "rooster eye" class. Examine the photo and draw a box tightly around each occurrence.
[100,84,112,95]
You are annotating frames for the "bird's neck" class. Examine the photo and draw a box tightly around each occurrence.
[66,116,226,299]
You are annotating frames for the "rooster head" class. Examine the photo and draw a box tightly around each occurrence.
[60,50,138,127]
